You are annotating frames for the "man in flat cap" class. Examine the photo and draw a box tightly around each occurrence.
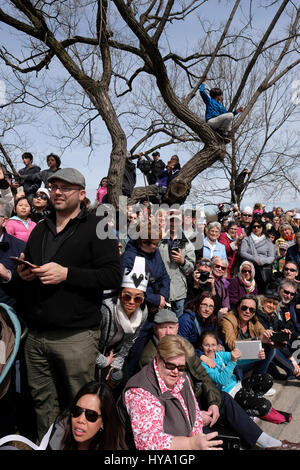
[16,168,122,442]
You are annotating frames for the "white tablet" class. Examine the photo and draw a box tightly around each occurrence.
[234,340,262,360]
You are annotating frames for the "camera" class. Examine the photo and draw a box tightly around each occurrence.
[198,271,210,283]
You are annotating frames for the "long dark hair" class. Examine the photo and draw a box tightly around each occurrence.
[60,381,127,450]
[234,294,259,324]
[187,291,217,327]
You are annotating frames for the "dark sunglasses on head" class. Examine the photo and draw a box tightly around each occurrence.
[162,359,185,372]
[33,193,48,201]
[214,264,226,271]
[284,267,297,273]
[198,261,212,267]
[282,288,295,297]
[71,405,101,423]
[240,305,256,314]
[121,293,144,304]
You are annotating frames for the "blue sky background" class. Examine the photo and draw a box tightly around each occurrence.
[0,0,298,212]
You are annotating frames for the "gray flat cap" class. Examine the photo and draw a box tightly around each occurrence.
[154,308,178,324]
[48,168,86,188]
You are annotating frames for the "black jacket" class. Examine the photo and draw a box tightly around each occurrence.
[16,207,122,330]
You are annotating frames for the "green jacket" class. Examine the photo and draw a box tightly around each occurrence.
[139,336,221,408]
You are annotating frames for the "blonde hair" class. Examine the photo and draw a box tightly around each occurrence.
[157,335,194,361]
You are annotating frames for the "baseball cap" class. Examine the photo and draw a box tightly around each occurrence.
[36,188,50,199]
[153,309,178,324]
[47,168,86,188]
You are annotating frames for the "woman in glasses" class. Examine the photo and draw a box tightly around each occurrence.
[30,187,53,223]
[202,221,228,263]
[240,217,276,293]
[228,261,258,309]
[96,256,148,395]
[178,291,220,348]
[123,334,223,450]
[275,223,296,256]
[211,256,230,317]
[48,381,126,450]
[219,295,275,378]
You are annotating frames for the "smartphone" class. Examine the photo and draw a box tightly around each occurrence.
[9,256,39,269]
[212,434,240,450]
[172,247,180,253]
[271,332,289,343]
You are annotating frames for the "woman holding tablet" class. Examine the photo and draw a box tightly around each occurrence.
[218,295,275,378]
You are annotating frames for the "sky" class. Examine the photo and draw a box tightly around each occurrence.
[0,0,299,212]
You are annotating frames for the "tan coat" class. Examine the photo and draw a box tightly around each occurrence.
[219,310,265,351]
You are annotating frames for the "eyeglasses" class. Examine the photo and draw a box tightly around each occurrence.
[252,225,262,229]
[200,303,214,311]
[241,269,251,274]
[214,264,226,271]
[121,293,144,304]
[240,305,256,314]
[242,213,252,217]
[284,267,297,273]
[71,405,101,423]
[282,289,295,297]
[33,193,48,201]
[50,184,81,193]
[162,359,185,372]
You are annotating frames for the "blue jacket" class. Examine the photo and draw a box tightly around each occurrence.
[178,309,218,347]
[200,83,234,122]
[199,351,237,394]
[121,239,170,307]
[202,236,228,263]
[0,229,26,306]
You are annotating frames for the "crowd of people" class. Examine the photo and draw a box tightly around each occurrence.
[0,149,300,452]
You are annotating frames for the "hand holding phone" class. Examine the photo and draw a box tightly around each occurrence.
[9,256,39,269]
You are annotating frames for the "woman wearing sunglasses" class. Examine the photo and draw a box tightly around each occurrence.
[219,295,276,378]
[240,217,276,293]
[228,261,258,308]
[211,256,230,317]
[123,334,223,450]
[96,256,148,394]
[48,381,126,450]
[30,187,53,223]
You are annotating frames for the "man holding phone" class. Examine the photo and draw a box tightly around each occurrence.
[15,168,122,442]
[159,213,195,318]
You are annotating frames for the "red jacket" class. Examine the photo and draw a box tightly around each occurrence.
[218,232,239,279]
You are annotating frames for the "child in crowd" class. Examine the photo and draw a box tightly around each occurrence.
[6,196,36,242]
[97,177,108,204]
[199,80,244,142]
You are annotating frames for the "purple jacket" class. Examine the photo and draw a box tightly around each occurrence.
[214,277,230,310]
[228,276,258,308]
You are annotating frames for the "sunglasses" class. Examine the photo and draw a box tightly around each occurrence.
[241,269,251,274]
[214,264,226,271]
[284,267,297,273]
[242,213,252,217]
[33,193,48,201]
[71,405,101,423]
[121,293,144,304]
[240,305,256,314]
[282,289,295,297]
[162,359,186,372]
[252,225,262,229]
[198,261,212,267]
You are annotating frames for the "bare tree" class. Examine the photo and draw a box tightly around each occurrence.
[0,0,298,207]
